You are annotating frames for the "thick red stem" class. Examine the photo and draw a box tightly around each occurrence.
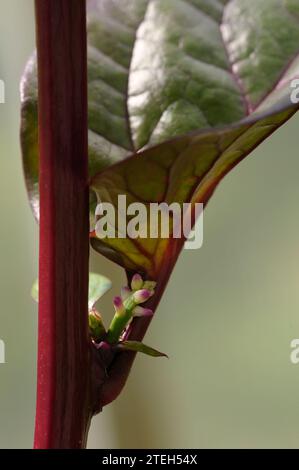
[34,0,90,448]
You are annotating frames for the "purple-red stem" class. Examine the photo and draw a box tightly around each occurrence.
[33,0,182,441]
[34,0,91,448]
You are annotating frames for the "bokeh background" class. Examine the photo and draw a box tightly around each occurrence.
[1,0,299,449]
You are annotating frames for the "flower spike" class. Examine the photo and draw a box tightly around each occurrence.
[106,274,156,344]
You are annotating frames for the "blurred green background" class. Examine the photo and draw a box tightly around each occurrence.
[1,0,299,449]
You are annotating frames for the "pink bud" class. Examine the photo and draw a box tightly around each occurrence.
[131,273,143,290]
[113,296,125,315]
[99,341,111,351]
[133,306,153,318]
[133,288,153,304]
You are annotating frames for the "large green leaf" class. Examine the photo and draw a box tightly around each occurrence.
[21,0,299,275]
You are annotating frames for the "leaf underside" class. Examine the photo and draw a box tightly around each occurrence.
[21,0,299,276]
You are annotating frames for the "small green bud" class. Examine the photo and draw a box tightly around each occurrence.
[133,288,153,304]
[143,280,157,292]
[89,310,106,342]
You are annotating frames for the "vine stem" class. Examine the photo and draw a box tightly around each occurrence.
[34,0,91,448]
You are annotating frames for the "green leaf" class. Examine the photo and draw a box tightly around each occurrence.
[21,0,299,274]
[31,272,111,309]
[88,272,112,310]
[118,340,168,358]
[90,104,299,276]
